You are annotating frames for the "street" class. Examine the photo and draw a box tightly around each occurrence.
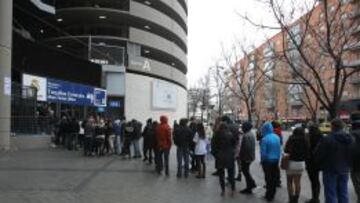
[0,134,356,203]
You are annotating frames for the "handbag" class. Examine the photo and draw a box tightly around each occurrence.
[280,153,290,170]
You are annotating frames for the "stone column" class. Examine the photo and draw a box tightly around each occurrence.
[0,0,13,150]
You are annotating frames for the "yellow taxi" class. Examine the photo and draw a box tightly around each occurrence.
[319,122,331,135]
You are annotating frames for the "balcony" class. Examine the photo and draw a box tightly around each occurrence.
[265,99,276,108]
[344,41,360,52]
[351,72,360,84]
[344,58,360,68]
[350,9,360,19]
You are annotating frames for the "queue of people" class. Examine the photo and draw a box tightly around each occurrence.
[52,114,360,203]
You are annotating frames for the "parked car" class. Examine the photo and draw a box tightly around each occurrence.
[319,122,331,135]
[291,123,303,131]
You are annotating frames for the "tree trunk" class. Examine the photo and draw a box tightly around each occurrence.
[328,106,337,120]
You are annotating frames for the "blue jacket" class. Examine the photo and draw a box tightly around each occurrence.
[260,122,281,163]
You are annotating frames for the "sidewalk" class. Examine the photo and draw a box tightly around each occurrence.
[0,145,356,203]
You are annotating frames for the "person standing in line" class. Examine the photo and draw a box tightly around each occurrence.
[113,117,124,156]
[143,118,154,164]
[234,130,243,182]
[105,119,115,155]
[350,111,360,203]
[315,118,354,203]
[83,116,95,156]
[239,121,257,194]
[95,118,106,156]
[189,117,198,173]
[122,121,133,159]
[260,122,281,202]
[155,115,172,176]
[212,122,237,197]
[193,123,208,179]
[130,119,142,158]
[305,124,323,203]
[221,116,240,180]
[284,127,309,203]
[173,118,192,178]
[272,120,283,188]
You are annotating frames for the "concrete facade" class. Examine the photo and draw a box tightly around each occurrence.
[125,73,187,125]
[34,0,188,119]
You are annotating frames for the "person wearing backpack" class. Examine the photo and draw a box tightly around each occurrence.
[284,127,309,203]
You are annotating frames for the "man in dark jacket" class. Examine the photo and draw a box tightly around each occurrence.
[239,121,256,194]
[221,116,241,179]
[351,112,360,203]
[130,119,142,158]
[143,118,155,164]
[173,118,192,178]
[315,118,354,203]
[212,122,237,196]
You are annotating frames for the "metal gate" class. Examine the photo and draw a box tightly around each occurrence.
[11,82,38,135]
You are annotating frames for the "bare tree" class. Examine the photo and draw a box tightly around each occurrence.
[241,0,360,119]
[220,44,267,123]
[187,74,212,119]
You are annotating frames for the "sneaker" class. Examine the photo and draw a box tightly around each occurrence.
[239,188,252,194]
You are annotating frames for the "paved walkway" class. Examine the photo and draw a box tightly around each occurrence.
[0,145,356,203]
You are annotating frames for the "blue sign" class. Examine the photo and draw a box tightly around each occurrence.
[109,101,121,108]
[94,88,107,107]
[23,73,107,107]
[46,78,106,107]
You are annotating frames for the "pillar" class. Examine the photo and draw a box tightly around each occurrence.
[0,0,13,150]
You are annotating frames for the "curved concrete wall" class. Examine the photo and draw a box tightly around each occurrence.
[130,1,187,47]
[129,28,187,67]
[160,0,187,24]
[128,56,187,87]
[125,73,187,125]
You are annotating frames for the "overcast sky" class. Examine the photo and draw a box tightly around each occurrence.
[187,0,307,87]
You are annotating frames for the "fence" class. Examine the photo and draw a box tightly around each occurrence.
[11,83,38,135]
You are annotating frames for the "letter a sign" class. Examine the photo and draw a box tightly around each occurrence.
[143,59,151,72]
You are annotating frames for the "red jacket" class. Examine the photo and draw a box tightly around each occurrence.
[156,116,172,150]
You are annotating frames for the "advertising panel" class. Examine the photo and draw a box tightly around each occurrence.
[23,74,47,101]
[47,78,95,106]
[22,74,107,107]
[152,80,177,110]
[94,88,107,107]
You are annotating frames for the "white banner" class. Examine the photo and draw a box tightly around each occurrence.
[152,80,177,110]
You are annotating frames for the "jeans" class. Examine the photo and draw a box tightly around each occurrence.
[323,171,349,203]
[143,143,154,163]
[218,164,235,192]
[83,136,93,155]
[307,168,321,201]
[241,160,256,189]
[262,161,279,201]
[196,155,206,177]
[157,149,170,175]
[131,139,141,157]
[352,171,360,203]
[115,135,122,155]
[176,147,190,177]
